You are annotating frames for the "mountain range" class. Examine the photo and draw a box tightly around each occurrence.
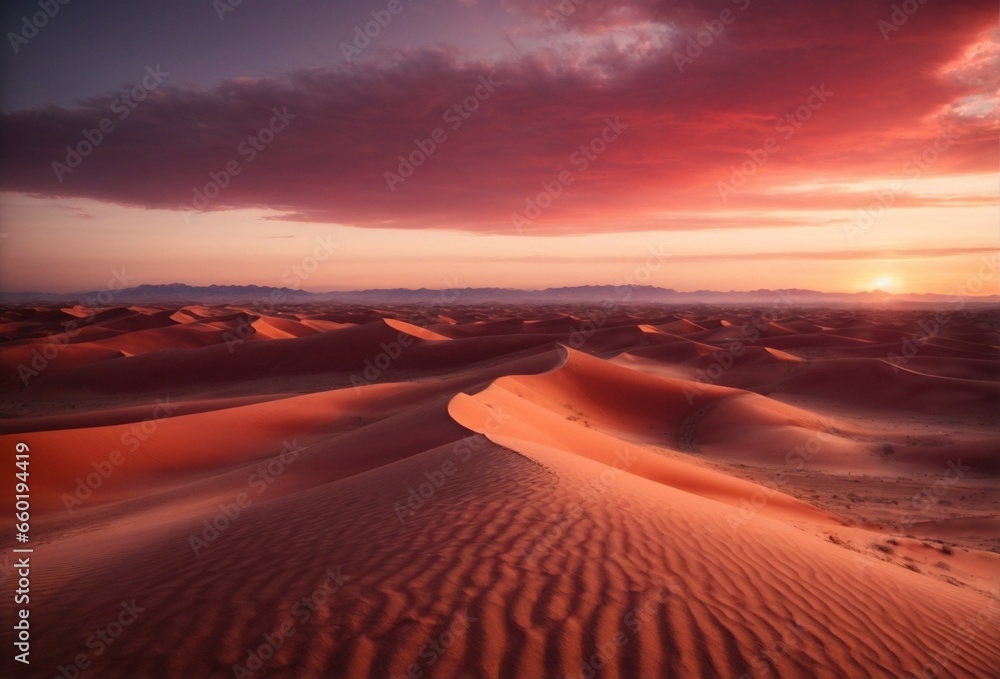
[2,283,998,306]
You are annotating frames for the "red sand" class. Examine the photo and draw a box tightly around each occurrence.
[1,303,997,678]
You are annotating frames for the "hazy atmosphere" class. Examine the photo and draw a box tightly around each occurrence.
[1,0,997,293]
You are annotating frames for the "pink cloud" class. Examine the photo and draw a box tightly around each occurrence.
[0,0,995,235]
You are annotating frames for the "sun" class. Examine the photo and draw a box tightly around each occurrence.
[871,276,896,291]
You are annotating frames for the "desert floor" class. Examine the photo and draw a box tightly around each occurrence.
[1,303,998,678]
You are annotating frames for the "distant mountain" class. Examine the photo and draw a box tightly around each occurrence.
[1,283,997,306]
[0,283,315,305]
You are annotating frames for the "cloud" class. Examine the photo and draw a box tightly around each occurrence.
[55,205,96,219]
[367,246,999,265]
[0,0,996,235]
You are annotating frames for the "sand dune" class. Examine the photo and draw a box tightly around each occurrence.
[250,315,321,340]
[0,342,124,385]
[7,437,997,679]
[1,303,997,678]
[773,357,1000,416]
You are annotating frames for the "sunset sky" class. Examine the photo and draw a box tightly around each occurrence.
[1,0,997,294]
